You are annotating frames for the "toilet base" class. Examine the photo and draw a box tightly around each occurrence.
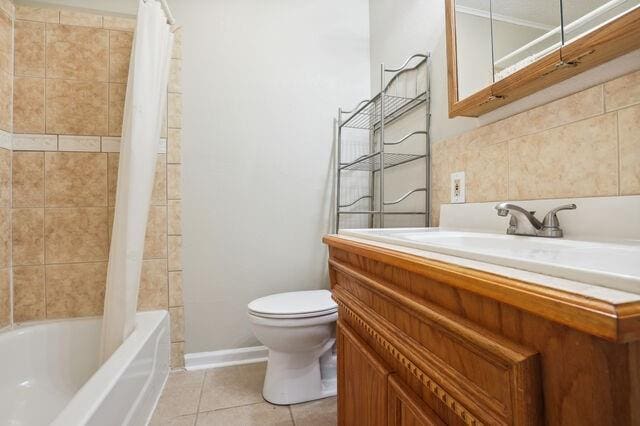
[262,341,337,405]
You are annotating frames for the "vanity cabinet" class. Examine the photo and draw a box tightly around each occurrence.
[325,235,640,425]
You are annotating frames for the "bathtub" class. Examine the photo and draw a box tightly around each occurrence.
[0,310,170,426]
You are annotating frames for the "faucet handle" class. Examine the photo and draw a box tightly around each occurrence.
[542,204,577,229]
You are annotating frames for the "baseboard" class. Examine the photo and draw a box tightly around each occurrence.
[184,345,268,371]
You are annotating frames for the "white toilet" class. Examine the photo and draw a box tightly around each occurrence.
[248,289,338,405]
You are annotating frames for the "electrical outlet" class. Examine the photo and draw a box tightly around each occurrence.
[450,171,465,203]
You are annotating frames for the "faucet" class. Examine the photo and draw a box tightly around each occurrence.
[495,203,576,238]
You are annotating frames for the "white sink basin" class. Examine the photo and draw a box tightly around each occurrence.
[339,228,640,293]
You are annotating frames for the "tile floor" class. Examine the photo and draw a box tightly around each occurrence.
[150,362,337,426]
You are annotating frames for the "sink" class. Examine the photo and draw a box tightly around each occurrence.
[338,228,640,293]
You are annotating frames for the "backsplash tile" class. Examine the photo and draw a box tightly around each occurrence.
[604,69,640,112]
[618,103,640,195]
[431,70,640,225]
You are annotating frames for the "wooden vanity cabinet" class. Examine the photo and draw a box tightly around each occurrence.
[325,235,640,426]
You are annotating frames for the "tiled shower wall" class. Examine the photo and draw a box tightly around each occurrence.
[431,69,640,225]
[0,3,185,367]
[0,0,13,329]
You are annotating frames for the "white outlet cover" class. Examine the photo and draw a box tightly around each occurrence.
[450,171,466,204]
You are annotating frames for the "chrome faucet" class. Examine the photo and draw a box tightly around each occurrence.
[495,203,576,238]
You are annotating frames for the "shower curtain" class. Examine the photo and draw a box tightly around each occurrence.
[100,0,174,363]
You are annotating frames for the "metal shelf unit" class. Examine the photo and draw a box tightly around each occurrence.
[336,53,431,232]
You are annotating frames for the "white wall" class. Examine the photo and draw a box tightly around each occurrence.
[170,0,371,352]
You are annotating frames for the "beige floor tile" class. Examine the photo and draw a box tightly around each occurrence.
[152,370,205,421]
[196,403,293,426]
[150,414,196,426]
[198,363,267,411]
[290,397,337,426]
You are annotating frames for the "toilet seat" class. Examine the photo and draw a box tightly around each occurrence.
[248,290,337,319]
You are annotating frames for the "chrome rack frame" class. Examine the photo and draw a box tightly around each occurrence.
[335,53,431,232]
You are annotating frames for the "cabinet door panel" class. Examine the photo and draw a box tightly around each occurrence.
[388,375,445,426]
[338,320,391,426]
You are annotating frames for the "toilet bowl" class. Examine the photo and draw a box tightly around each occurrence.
[248,290,338,405]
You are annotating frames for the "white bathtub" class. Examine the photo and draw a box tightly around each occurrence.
[0,310,170,426]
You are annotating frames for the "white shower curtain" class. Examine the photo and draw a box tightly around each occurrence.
[100,0,174,363]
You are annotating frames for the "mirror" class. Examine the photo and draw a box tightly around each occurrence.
[446,0,640,117]
[562,0,640,43]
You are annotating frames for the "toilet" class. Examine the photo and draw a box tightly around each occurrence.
[248,290,338,405]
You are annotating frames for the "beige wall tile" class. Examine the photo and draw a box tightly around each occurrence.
[171,342,185,369]
[13,265,45,322]
[107,152,118,206]
[58,135,101,152]
[619,104,640,195]
[13,77,45,134]
[0,129,9,150]
[0,147,9,206]
[152,154,167,205]
[168,59,181,93]
[172,28,182,59]
[101,136,120,153]
[168,235,182,271]
[168,271,182,308]
[0,208,9,267]
[168,200,181,235]
[0,10,12,76]
[0,267,8,327]
[144,205,167,259]
[12,208,44,266]
[46,79,108,135]
[521,85,605,136]
[0,0,13,19]
[59,10,102,28]
[167,128,182,164]
[12,152,44,207]
[108,83,126,136]
[45,262,107,318]
[138,259,168,310]
[604,70,640,112]
[109,31,132,83]
[509,113,618,200]
[45,207,108,263]
[45,152,107,207]
[464,142,509,203]
[12,134,57,151]
[46,24,108,81]
[0,70,12,132]
[169,306,184,342]
[16,6,59,23]
[103,15,135,31]
[15,20,45,77]
[168,93,182,129]
[167,164,181,200]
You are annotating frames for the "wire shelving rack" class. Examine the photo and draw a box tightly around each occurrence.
[335,53,431,232]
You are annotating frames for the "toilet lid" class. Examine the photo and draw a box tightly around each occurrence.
[248,290,337,319]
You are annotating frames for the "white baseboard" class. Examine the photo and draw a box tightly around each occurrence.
[184,345,268,371]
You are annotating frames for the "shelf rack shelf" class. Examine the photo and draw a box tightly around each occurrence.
[335,53,431,232]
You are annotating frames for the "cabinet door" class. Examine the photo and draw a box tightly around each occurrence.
[388,375,445,426]
[338,320,391,426]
